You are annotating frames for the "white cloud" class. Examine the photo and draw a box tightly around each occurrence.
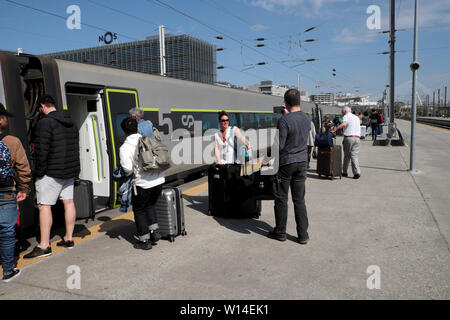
[248,0,346,14]
[331,27,377,45]
[251,24,269,31]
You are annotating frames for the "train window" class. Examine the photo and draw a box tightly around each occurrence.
[202,113,218,133]
[244,113,258,130]
[115,113,128,138]
[242,114,251,130]
[228,113,237,128]
[234,113,243,128]
[265,114,275,128]
[258,113,270,129]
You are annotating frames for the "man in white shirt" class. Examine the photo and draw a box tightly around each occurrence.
[331,106,361,179]
[119,117,165,250]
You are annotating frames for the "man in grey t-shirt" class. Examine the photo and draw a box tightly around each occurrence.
[267,89,310,244]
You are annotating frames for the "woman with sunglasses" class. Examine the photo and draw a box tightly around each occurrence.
[214,110,250,165]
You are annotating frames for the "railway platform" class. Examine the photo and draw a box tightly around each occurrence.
[1,120,449,300]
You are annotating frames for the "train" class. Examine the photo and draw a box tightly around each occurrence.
[0,50,339,233]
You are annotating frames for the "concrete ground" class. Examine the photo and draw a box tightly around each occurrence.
[0,119,449,300]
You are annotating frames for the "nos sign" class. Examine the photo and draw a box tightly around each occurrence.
[99,32,118,45]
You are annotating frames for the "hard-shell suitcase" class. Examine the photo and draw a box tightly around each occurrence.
[74,179,95,220]
[155,186,186,242]
[317,146,342,179]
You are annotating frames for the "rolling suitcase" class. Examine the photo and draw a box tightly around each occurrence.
[317,146,342,179]
[74,179,95,220]
[155,186,187,242]
[208,164,240,217]
[252,169,277,201]
[360,126,367,139]
[208,164,261,219]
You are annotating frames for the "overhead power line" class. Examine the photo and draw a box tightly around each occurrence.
[3,0,139,41]
[147,0,319,82]
[87,0,159,28]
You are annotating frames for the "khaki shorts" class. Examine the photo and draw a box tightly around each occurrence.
[35,175,75,205]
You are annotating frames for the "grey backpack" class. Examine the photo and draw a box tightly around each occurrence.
[133,127,171,173]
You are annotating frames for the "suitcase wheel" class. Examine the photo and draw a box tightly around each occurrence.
[169,236,175,242]
[181,231,187,236]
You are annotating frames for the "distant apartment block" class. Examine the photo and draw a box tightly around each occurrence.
[311,93,335,105]
[248,81,289,97]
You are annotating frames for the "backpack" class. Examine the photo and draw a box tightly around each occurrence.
[378,113,384,123]
[0,133,14,187]
[315,132,333,148]
[133,127,171,173]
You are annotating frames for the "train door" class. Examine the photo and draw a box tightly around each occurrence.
[65,83,110,212]
[103,88,139,207]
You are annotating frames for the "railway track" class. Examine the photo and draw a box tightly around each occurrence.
[416,117,450,129]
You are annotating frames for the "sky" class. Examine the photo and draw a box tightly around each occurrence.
[0,0,449,102]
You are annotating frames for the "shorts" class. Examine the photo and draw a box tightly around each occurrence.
[35,175,75,205]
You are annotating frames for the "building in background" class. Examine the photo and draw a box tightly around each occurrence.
[300,90,310,102]
[311,93,335,105]
[248,81,289,97]
[45,34,216,84]
[335,93,378,107]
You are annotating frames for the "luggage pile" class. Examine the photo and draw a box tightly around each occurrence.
[314,132,342,179]
[208,160,277,219]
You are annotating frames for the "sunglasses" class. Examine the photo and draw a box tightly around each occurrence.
[220,119,229,122]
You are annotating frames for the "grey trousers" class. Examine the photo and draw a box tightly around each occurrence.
[343,137,361,175]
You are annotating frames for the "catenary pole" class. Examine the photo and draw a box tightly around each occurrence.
[159,25,166,77]
[410,0,419,171]
[389,0,396,124]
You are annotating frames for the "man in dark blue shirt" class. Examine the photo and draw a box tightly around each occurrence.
[268,89,310,244]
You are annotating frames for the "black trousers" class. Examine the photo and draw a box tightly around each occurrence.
[274,162,309,240]
[132,185,162,239]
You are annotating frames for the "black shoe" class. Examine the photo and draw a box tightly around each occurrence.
[134,240,152,250]
[353,174,361,179]
[2,269,21,282]
[342,173,348,177]
[267,231,286,242]
[23,246,52,259]
[57,239,75,249]
[150,230,161,245]
[298,237,310,245]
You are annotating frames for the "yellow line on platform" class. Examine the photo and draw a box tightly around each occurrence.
[15,184,209,271]
[182,182,208,196]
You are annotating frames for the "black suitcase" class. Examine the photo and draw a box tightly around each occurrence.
[208,164,239,217]
[252,170,277,200]
[208,164,261,218]
[74,179,95,220]
[155,186,187,242]
[317,146,342,179]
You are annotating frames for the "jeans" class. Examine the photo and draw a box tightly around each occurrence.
[0,193,18,275]
[274,162,309,240]
[371,124,378,140]
[132,185,162,241]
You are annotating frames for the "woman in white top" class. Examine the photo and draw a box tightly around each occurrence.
[214,110,250,165]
